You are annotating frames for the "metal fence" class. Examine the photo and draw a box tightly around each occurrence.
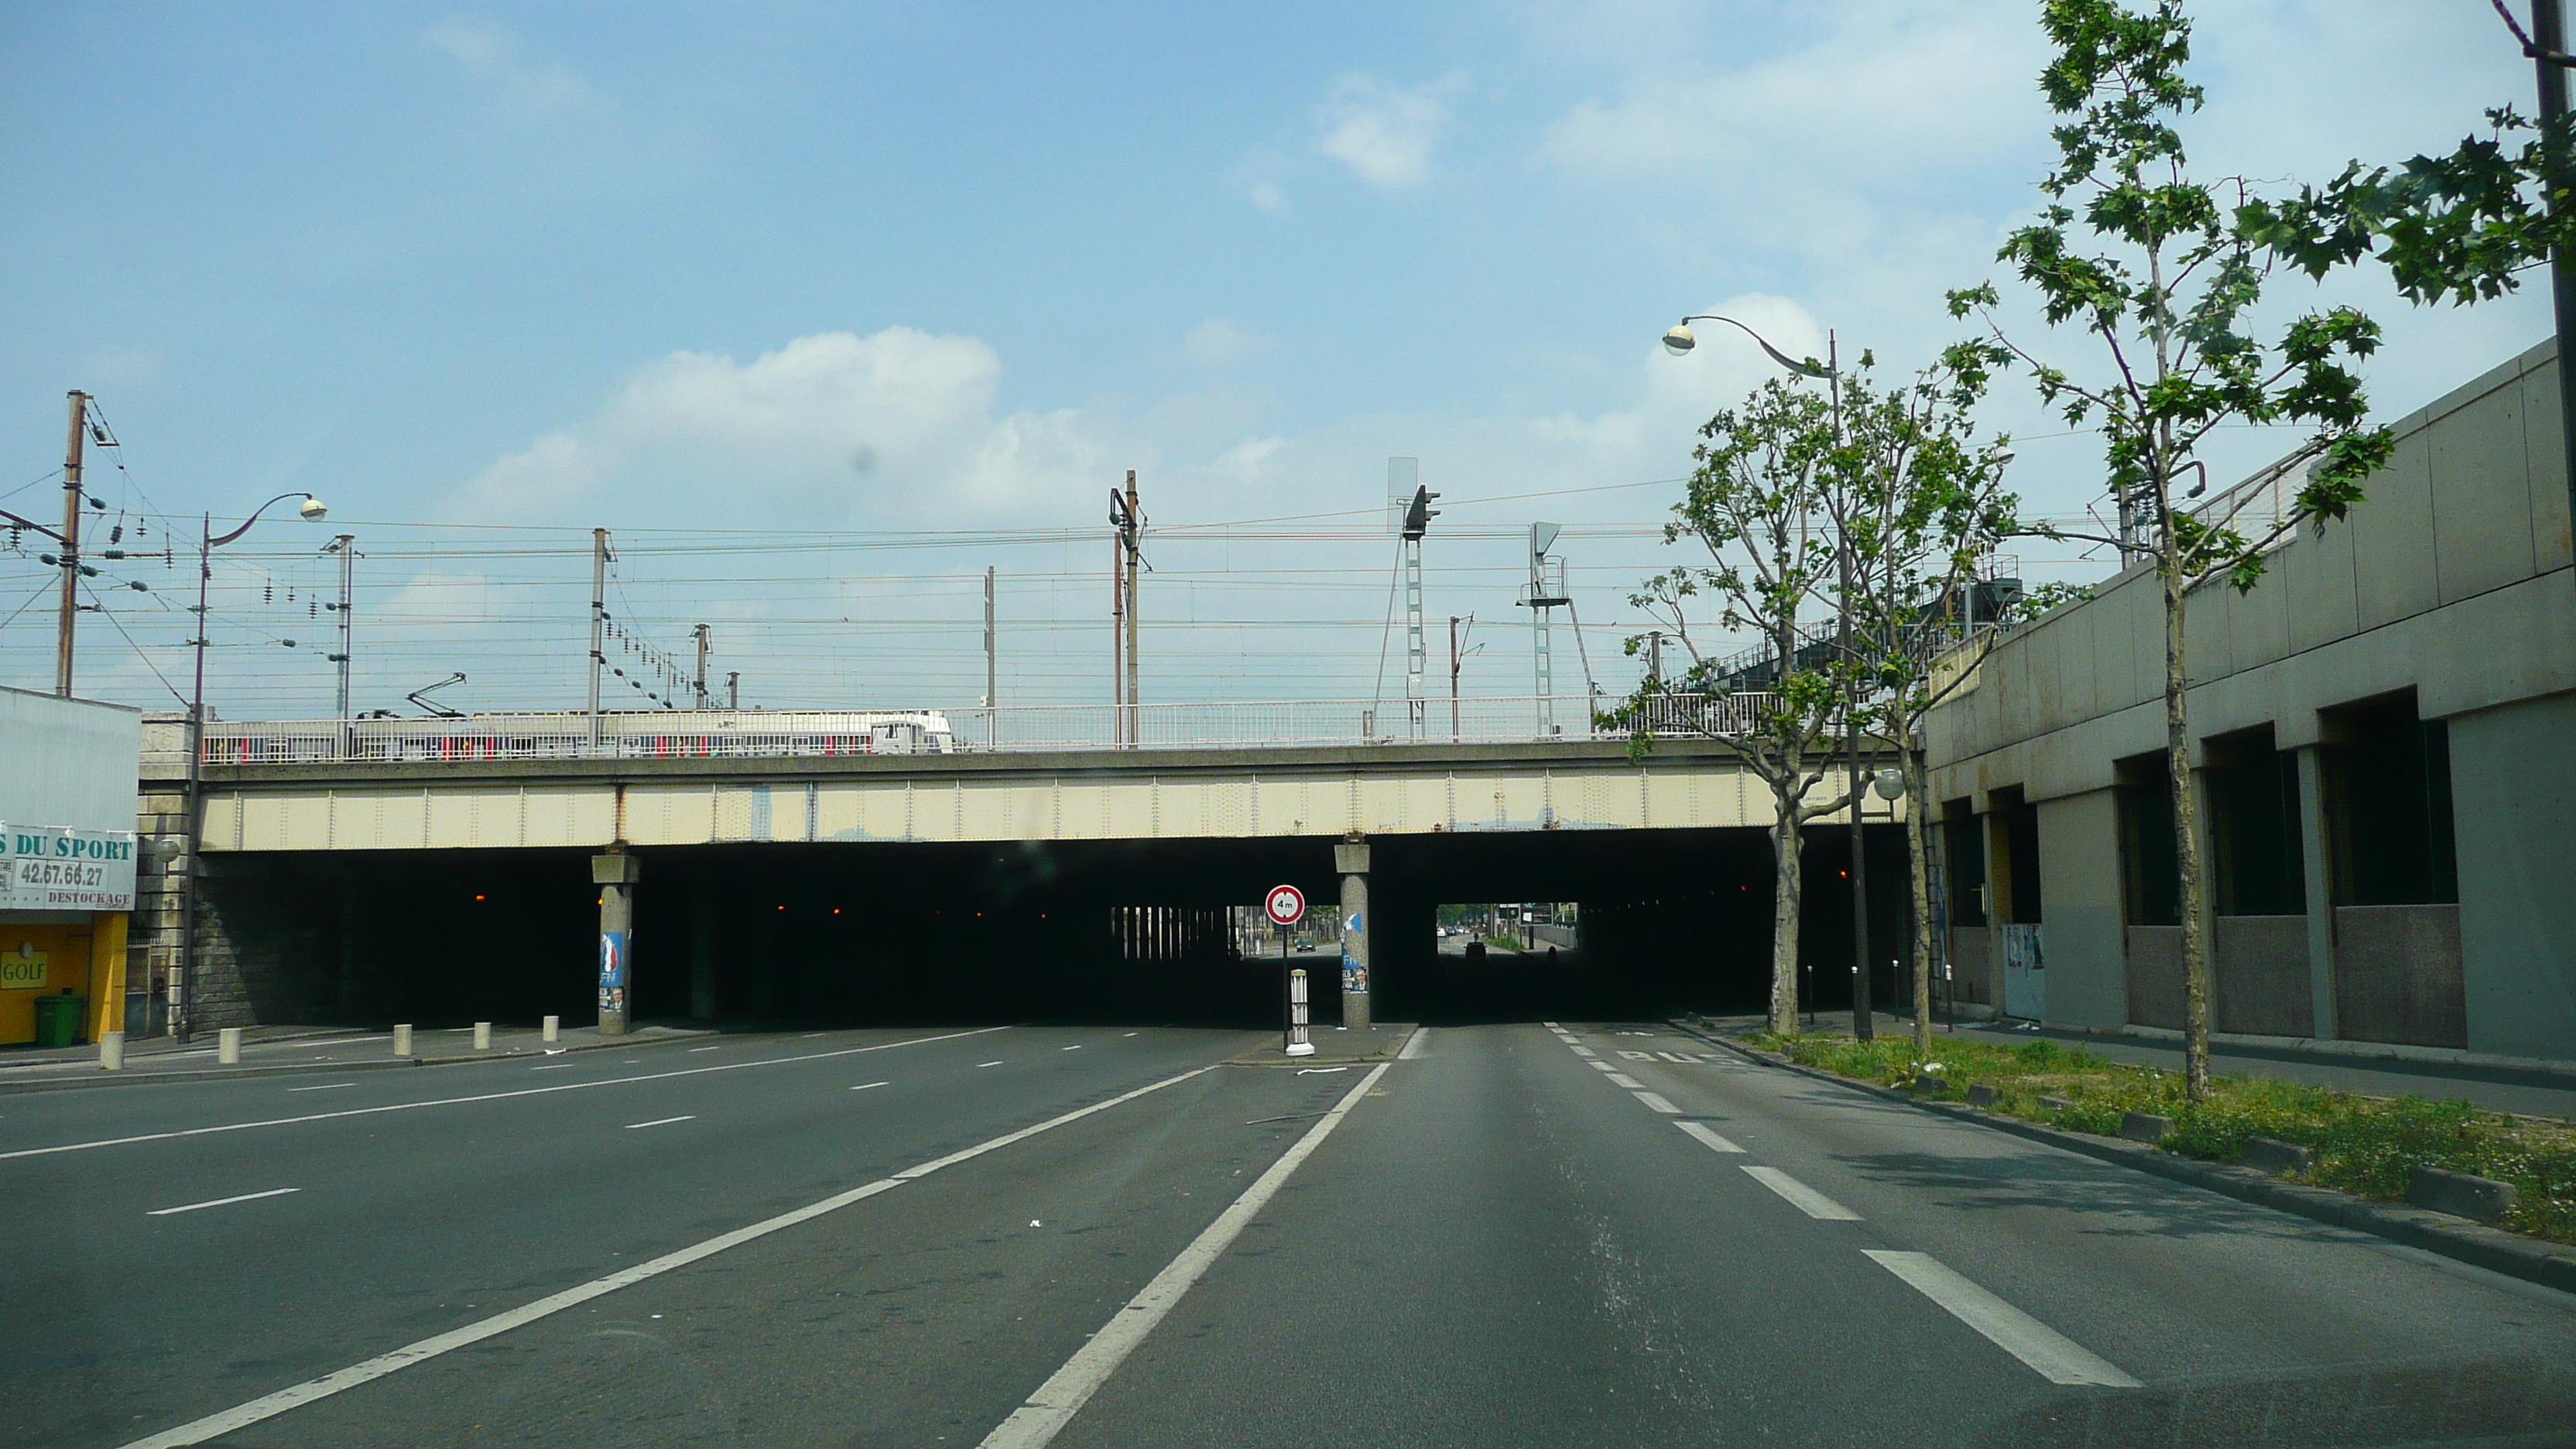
[161,692,1780,767]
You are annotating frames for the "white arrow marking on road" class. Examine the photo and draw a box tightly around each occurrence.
[148,1187,300,1217]
[1742,1166,1862,1221]
[1618,1050,1654,1060]
[1864,1251,2140,1388]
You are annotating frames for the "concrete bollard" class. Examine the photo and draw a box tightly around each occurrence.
[1966,1083,1999,1107]
[2242,1136,2314,1176]
[393,1023,413,1057]
[99,1030,125,1070]
[474,1021,492,1051]
[2408,1166,2518,1225]
[2119,1111,2174,1144]
[542,1014,560,1043]
[218,1026,242,1065]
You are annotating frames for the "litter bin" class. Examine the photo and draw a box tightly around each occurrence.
[34,992,84,1048]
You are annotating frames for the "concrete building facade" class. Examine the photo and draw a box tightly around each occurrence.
[1925,339,2576,1061]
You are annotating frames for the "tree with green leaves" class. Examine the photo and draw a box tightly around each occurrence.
[1824,350,2022,1062]
[1949,0,2395,1102]
[1616,375,1850,1037]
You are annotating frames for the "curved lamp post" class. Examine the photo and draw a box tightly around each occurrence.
[1661,313,1879,1041]
[173,492,326,1043]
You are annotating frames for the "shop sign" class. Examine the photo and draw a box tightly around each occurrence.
[1,946,46,990]
[0,824,139,912]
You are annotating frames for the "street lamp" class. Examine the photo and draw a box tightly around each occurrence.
[1662,312,1879,1041]
[173,492,325,1043]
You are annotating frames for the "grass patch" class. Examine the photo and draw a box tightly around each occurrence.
[1744,1029,2576,1244]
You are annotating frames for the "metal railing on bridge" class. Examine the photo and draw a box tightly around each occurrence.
[158,692,1779,768]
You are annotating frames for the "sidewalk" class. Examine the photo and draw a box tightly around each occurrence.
[0,1020,715,1093]
[1689,1011,2576,1122]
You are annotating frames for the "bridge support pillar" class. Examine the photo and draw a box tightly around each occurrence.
[1335,838,1371,1030]
[594,851,642,1036]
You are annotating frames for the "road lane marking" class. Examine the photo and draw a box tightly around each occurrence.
[1588,1060,1616,1071]
[529,1064,574,1071]
[624,1116,697,1130]
[1396,1027,1429,1060]
[687,1046,721,1053]
[1676,1121,1743,1153]
[1742,1166,1862,1221]
[1606,1073,1646,1088]
[148,1187,300,1217]
[1542,1020,1562,1029]
[1632,1091,1680,1114]
[3,1026,1013,1163]
[1656,1051,1695,1063]
[1060,1045,1082,1051]
[851,1081,889,1091]
[1619,1050,1653,1060]
[1863,1251,2141,1388]
[1569,1046,1596,1057]
[286,1083,357,1093]
[117,1062,1218,1449]
[1122,1032,1138,1037]
[978,1060,1005,1068]
[978,1061,1392,1449]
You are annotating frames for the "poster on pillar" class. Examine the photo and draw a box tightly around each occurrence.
[1342,909,1367,995]
[0,824,136,912]
[598,930,628,1018]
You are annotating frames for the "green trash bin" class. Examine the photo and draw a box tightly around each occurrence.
[33,992,83,1049]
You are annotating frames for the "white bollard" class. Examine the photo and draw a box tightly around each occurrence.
[473,1021,492,1051]
[99,1030,125,1070]
[542,1014,560,1043]
[218,1026,242,1065]
[393,1023,413,1057]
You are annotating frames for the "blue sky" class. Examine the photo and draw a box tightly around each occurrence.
[0,2,2554,717]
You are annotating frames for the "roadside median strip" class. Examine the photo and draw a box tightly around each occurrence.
[1680,1020,2576,1296]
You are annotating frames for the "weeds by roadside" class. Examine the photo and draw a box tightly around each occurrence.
[1743,1031,2576,1244]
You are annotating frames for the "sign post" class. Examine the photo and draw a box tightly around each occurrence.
[1265,884,1312,1057]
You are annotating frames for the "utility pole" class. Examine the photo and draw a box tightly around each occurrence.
[324,535,356,754]
[587,528,609,752]
[2533,2,2576,571]
[56,391,87,697]
[1449,615,1463,742]
[727,671,740,709]
[692,623,711,708]
[1822,330,1873,1043]
[983,565,998,744]
[1125,471,1142,747]
[1108,473,1142,746]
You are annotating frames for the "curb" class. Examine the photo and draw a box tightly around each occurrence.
[0,1057,421,1096]
[1671,1020,2576,1297]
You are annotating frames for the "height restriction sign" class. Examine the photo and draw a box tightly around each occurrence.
[1264,884,1307,927]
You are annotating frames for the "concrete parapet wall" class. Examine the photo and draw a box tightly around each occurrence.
[2215,915,2314,1038]
[2336,904,2467,1050]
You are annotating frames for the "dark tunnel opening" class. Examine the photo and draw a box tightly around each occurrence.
[191,824,1917,1031]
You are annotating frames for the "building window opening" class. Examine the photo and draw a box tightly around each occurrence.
[1941,802,1986,928]
[2115,756,2181,927]
[2322,693,2458,906]
[2207,725,2305,916]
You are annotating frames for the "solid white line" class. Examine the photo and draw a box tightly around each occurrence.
[977,1061,1391,1449]
[1396,1027,1429,1060]
[1606,1072,1646,1089]
[624,1115,697,1130]
[3,1026,1012,1163]
[1675,1121,1743,1153]
[851,1081,889,1091]
[1741,1166,1862,1220]
[286,1083,358,1093]
[529,1064,574,1071]
[148,1187,300,1217]
[1864,1251,2141,1388]
[118,1064,1215,1449]
[687,1046,721,1053]
[1632,1091,1680,1114]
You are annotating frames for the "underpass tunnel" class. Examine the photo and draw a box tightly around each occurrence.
[187,822,1914,1032]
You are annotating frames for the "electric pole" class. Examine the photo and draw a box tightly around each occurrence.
[324,535,356,753]
[728,670,740,709]
[2531,2,2576,590]
[1109,473,1142,745]
[587,528,609,752]
[692,623,711,708]
[56,390,87,697]
[983,564,998,736]
[1125,471,1142,746]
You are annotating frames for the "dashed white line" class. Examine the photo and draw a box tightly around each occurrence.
[978,1060,1005,1068]
[529,1064,574,1071]
[1865,1251,2140,1387]
[687,1046,722,1053]
[286,1082,357,1093]
[1569,1046,1597,1057]
[851,1081,889,1091]
[118,1064,1216,1449]
[1060,1044,1083,1051]
[1122,1032,1138,1037]
[1632,1091,1680,1114]
[148,1187,300,1217]
[1588,1060,1617,1072]
[624,1115,697,1130]
[1606,1072,1646,1089]
[1742,1166,1862,1221]
[1676,1121,1744,1153]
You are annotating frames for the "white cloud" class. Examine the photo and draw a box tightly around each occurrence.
[423,15,596,112]
[451,329,1114,527]
[1247,181,1289,214]
[1182,318,1270,366]
[1315,74,1464,191]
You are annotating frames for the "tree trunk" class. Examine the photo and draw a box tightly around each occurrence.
[1769,784,1804,1036]
[1904,745,1935,1060]
[2164,562,2211,1101]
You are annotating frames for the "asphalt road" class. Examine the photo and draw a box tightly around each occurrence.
[8,1019,2574,1448]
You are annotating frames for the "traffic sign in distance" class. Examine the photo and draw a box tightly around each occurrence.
[1265,884,1307,927]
